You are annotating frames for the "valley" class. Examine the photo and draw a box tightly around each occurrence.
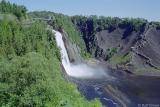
[54,29,160,107]
[1,1,160,107]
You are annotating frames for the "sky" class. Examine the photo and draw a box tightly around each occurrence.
[9,0,160,21]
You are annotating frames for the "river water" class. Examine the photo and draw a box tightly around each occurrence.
[53,30,160,107]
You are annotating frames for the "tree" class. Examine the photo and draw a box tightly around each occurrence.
[0,0,27,19]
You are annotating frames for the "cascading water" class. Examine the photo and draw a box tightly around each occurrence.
[53,30,160,107]
[53,30,108,79]
[53,30,120,106]
[53,30,119,107]
[53,30,71,74]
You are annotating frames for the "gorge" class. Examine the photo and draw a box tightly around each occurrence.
[53,29,160,107]
[1,1,160,107]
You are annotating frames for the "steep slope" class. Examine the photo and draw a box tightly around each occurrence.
[72,16,160,74]
[28,12,160,74]
[28,11,91,59]
[95,25,160,74]
[131,26,160,73]
[0,1,102,106]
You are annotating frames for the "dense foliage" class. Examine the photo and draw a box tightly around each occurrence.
[0,0,27,19]
[29,11,91,59]
[150,21,160,29]
[0,2,101,107]
[71,15,149,33]
[0,17,101,107]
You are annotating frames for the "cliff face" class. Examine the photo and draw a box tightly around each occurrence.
[131,27,160,73]
[61,30,83,64]
[73,18,160,74]
[29,11,160,74]
[95,26,160,73]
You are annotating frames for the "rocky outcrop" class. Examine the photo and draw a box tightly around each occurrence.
[131,26,160,73]
[76,23,160,74]
[61,30,83,64]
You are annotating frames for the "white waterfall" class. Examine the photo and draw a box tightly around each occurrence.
[53,30,108,79]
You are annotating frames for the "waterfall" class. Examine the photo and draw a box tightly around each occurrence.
[53,30,71,75]
[53,30,108,79]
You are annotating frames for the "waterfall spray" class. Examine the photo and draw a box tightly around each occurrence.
[53,30,108,79]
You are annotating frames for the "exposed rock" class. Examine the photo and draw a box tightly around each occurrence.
[61,31,83,64]
[78,24,160,74]
[131,27,160,73]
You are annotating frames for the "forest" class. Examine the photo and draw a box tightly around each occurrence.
[0,1,101,107]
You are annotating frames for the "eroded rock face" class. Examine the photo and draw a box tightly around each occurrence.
[95,29,140,56]
[61,31,83,64]
[131,27,160,73]
[79,25,160,74]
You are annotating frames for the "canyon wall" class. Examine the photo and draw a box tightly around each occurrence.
[72,16,160,74]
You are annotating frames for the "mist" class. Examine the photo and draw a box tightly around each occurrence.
[53,30,109,79]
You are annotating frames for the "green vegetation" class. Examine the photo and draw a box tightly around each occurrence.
[2,1,160,106]
[71,16,148,53]
[150,21,160,29]
[28,11,91,59]
[109,53,131,65]
[0,1,102,107]
[105,48,118,60]
[28,12,160,60]
[51,13,91,59]
[71,15,148,33]
[0,0,27,19]
[118,18,147,32]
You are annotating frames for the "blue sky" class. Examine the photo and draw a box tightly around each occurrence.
[9,0,160,21]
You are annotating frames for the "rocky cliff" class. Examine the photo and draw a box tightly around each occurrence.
[72,16,160,74]
[95,26,160,74]
[61,30,83,64]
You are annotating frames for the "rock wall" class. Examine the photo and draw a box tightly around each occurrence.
[77,24,160,74]
[61,30,83,64]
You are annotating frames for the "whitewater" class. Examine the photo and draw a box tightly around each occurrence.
[53,30,108,79]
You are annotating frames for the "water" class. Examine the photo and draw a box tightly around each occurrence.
[53,30,160,107]
[53,30,118,106]
[53,30,108,79]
